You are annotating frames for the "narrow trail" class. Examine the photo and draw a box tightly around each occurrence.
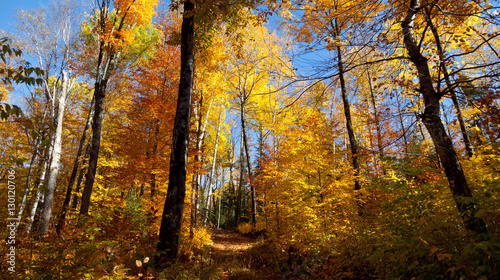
[210,229,279,280]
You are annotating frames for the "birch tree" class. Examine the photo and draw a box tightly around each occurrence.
[15,0,80,236]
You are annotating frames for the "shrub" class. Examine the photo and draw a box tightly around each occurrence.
[237,222,253,235]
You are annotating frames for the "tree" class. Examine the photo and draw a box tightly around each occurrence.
[13,0,80,236]
[400,0,487,235]
[111,12,178,201]
[0,37,43,117]
[156,0,196,261]
[0,36,44,233]
[80,0,158,215]
[203,101,224,228]
[157,0,262,261]
[39,70,73,236]
[280,0,387,191]
[225,22,294,225]
[56,96,93,234]
[334,27,362,191]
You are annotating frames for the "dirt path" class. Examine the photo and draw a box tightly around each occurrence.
[210,229,278,280]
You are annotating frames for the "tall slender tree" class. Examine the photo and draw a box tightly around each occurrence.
[157,0,261,260]
[157,0,195,261]
[80,0,158,215]
[14,0,80,236]
[401,0,487,234]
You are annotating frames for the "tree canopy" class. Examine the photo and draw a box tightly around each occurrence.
[0,0,499,279]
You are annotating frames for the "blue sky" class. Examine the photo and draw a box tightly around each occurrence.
[0,1,314,113]
[0,0,321,166]
[1,1,46,106]
[0,0,44,32]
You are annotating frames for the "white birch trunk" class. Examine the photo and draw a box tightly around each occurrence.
[15,111,47,231]
[203,103,223,228]
[26,137,53,234]
[40,71,72,236]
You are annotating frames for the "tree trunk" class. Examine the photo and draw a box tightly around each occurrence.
[16,156,37,231]
[72,137,91,211]
[29,192,45,234]
[401,0,487,235]
[335,20,361,190]
[270,94,280,231]
[151,118,160,198]
[139,182,145,197]
[236,131,244,225]
[56,98,94,234]
[190,101,200,237]
[203,104,223,228]
[216,168,224,229]
[365,68,385,174]
[228,149,234,226]
[395,91,409,155]
[157,0,195,261]
[202,165,214,227]
[79,6,119,214]
[240,100,257,224]
[425,12,474,158]
[26,139,53,234]
[190,98,212,236]
[26,156,49,234]
[217,174,222,230]
[80,74,110,215]
[15,111,47,231]
[40,71,71,236]
[258,126,268,229]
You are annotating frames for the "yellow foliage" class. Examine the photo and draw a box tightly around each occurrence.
[89,0,158,50]
[255,220,267,232]
[180,226,213,256]
[237,222,253,234]
[113,0,158,26]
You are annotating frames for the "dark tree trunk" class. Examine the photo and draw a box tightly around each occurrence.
[228,151,234,226]
[79,1,120,215]
[139,182,145,197]
[366,68,385,174]
[240,101,257,224]
[157,0,195,261]
[236,132,244,225]
[151,118,160,198]
[80,78,109,215]
[335,20,361,190]
[402,0,486,235]
[72,139,91,211]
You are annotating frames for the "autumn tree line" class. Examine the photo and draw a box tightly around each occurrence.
[0,0,499,279]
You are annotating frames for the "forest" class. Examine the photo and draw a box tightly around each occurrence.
[0,0,499,279]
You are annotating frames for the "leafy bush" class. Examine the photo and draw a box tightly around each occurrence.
[237,222,254,235]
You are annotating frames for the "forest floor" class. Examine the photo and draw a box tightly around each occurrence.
[210,229,280,280]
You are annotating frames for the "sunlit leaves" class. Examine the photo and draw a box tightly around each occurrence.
[87,0,158,52]
[114,0,157,26]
